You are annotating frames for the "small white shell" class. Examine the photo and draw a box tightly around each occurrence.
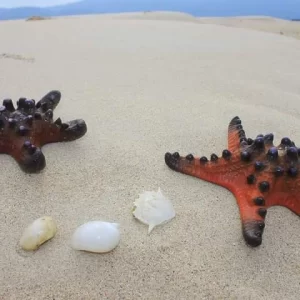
[71,221,120,253]
[20,216,57,251]
[132,188,175,233]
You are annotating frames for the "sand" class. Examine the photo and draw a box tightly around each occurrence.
[198,15,300,40]
[0,12,300,300]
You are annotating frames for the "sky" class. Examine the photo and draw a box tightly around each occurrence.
[0,0,78,8]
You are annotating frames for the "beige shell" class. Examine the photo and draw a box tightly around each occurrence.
[132,188,175,233]
[19,216,57,251]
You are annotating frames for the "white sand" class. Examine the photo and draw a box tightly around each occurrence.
[0,12,300,300]
[198,15,300,40]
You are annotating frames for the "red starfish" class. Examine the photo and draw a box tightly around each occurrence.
[165,116,300,247]
[0,90,87,173]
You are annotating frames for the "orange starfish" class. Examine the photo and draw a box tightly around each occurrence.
[165,116,300,247]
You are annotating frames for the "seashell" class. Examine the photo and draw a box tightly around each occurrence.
[132,188,175,234]
[71,221,121,253]
[20,216,57,251]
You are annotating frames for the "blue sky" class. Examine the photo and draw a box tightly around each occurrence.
[0,0,77,8]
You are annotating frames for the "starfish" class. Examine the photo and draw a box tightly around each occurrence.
[165,116,300,247]
[0,90,87,173]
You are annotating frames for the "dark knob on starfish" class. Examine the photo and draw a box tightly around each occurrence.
[241,151,251,162]
[281,137,292,146]
[23,140,31,149]
[287,147,298,161]
[247,138,254,145]
[253,197,265,206]
[17,98,27,109]
[186,154,194,161]
[273,166,284,177]
[238,130,245,138]
[23,141,36,154]
[267,147,278,161]
[2,99,15,112]
[230,116,241,125]
[200,156,208,164]
[287,167,298,177]
[18,126,28,136]
[8,118,16,128]
[254,137,264,149]
[210,154,218,162]
[264,133,274,144]
[258,208,267,218]
[172,152,180,159]
[254,161,265,171]
[222,149,231,160]
[54,118,62,126]
[25,99,35,109]
[247,174,256,184]
[259,181,270,193]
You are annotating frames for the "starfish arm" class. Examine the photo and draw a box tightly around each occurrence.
[11,144,46,173]
[0,128,46,173]
[35,90,61,112]
[228,116,248,152]
[58,119,87,142]
[164,151,240,189]
[28,119,87,148]
[165,152,220,185]
[7,116,86,173]
[232,184,270,247]
[164,150,272,247]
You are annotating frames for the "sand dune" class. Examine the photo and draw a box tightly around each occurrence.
[104,11,199,22]
[36,12,300,39]
[101,12,300,40]
[0,13,300,300]
[61,11,201,24]
[198,15,300,40]
[87,12,300,40]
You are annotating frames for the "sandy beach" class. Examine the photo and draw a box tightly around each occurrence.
[0,12,300,300]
